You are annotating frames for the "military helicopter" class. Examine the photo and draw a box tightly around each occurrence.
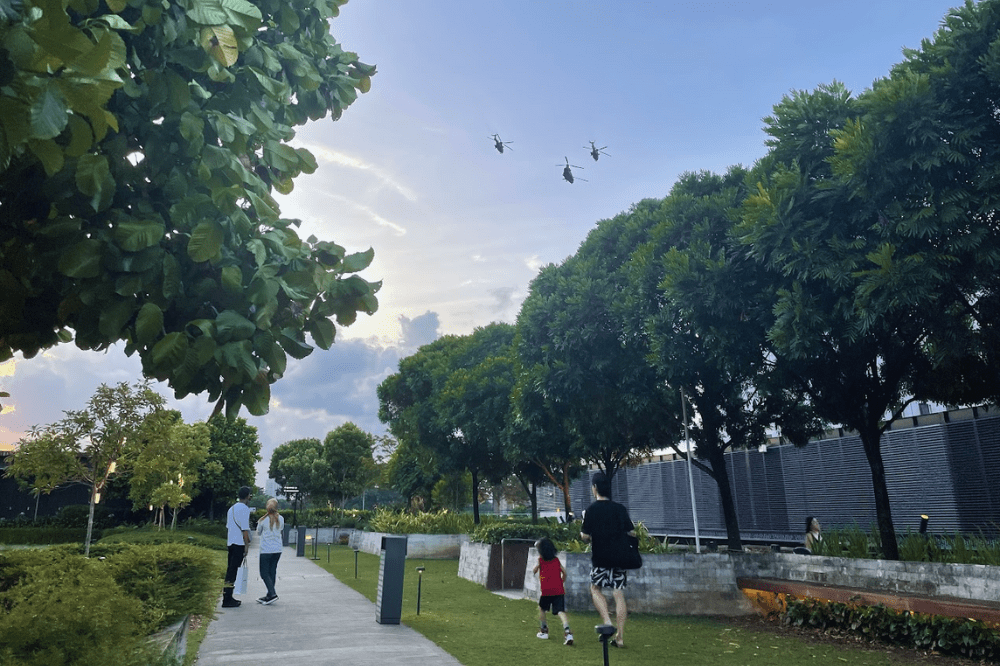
[585,141,610,161]
[490,134,513,153]
[558,157,586,183]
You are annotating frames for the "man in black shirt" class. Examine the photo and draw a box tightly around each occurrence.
[580,471,635,648]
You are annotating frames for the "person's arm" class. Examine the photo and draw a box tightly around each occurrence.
[532,563,540,574]
[559,561,567,581]
[580,530,591,542]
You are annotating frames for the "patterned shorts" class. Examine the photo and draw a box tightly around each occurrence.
[591,566,627,589]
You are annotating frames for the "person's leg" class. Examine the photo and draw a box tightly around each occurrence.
[612,588,627,645]
[269,553,281,597]
[590,585,612,625]
[259,554,275,598]
[557,610,572,644]
[222,544,242,605]
[536,601,549,638]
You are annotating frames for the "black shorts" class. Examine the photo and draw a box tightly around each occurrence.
[539,594,566,614]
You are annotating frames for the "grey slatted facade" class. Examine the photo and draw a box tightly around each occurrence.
[569,409,1000,542]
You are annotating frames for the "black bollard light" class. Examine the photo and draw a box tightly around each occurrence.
[416,566,425,615]
[919,514,930,534]
[311,526,319,560]
[354,547,359,578]
[595,624,616,666]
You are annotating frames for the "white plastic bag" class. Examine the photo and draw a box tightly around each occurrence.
[234,560,248,595]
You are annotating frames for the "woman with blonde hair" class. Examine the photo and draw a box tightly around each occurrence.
[256,498,284,604]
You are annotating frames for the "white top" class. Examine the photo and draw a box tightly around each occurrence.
[227,501,252,546]
[256,514,285,554]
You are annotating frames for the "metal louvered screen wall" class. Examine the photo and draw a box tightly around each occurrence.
[569,412,1000,541]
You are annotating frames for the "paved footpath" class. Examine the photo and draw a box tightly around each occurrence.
[195,543,463,665]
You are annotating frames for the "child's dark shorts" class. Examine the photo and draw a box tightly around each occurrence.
[539,594,566,614]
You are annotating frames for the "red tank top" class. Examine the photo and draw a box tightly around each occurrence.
[538,557,564,596]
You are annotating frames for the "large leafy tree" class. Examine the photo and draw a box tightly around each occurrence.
[322,421,376,508]
[5,380,164,555]
[268,436,328,506]
[516,207,680,483]
[192,413,259,518]
[630,168,822,551]
[0,0,379,417]
[383,438,440,510]
[739,82,940,560]
[829,0,1000,408]
[128,409,210,529]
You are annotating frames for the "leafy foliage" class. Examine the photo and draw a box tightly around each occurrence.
[783,597,1000,661]
[367,508,474,535]
[0,0,379,417]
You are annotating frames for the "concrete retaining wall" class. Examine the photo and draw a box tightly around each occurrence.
[348,531,469,559]
[461,544,1000,617]
[731,552,1000,603]
[286,527,355,545]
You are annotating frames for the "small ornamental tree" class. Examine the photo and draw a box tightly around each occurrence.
[0,0,379,417]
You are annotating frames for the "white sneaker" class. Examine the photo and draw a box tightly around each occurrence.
[564,632,574,645]
[536,631,549,639]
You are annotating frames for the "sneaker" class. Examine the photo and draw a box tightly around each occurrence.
[256,596,268,604]
[564,632,574,645]
[536,631,549,639]
[262,594,278,605]
[221,599,241,608]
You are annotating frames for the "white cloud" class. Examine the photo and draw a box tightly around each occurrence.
[291,140,419,203]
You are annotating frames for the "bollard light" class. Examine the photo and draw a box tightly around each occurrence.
[416,566,426,615]
[595,624,616,666]
[919,514,930,534]
[353,548,359,578]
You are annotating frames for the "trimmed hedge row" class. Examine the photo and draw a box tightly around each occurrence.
[0,542,222,666]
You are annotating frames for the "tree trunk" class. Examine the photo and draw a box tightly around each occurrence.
[530,482,538,524]
[471,470,481,524]
[561,464,573,520]
[84,486,96,558]
[170,507,178,531]
[860,427,899,560]
[706,446,743,552]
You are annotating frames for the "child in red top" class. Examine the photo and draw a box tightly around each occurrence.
[532,537,573,645]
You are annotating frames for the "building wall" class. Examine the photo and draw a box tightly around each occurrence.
[571,407,1000,542]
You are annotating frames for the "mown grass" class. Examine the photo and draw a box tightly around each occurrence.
[314,545,907,666]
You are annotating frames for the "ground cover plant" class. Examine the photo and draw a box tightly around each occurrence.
[314,545,953,666]
[99,523,228,550]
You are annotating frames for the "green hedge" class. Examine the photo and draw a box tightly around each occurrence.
[0,545,199,666]
[784,597,1000,661]
[368,508,475,535]
[98,525,228,551]
[0,526,98,545]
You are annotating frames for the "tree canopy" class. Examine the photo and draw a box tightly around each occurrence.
[0,0,379,417]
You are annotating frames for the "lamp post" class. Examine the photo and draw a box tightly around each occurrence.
[416,566,425,615]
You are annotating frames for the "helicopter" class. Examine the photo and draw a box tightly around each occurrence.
[490,134,513,153]
[585,141,610,161]
[558,157,586,183]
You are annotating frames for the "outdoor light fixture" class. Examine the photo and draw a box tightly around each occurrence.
[416,566,426,615]
[595,624,616,666]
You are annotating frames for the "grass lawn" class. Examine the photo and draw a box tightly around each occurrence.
[313,545,915,666]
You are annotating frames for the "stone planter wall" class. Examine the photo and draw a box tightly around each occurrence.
[348,531,469,559]
[731,552,1000,602]
[286,527,355,545]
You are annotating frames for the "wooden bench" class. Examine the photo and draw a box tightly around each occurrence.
[737,576,1000,626]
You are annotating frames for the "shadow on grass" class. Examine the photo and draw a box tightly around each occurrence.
[314,545,905,666]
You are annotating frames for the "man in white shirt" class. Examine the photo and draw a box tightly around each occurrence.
[222,485,252,608]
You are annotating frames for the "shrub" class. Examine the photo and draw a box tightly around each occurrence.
[0,548,168,666]
[0,526,95,545]
[100,543,222,629]
[368,508,474,534]
[54,503,116,529]
[784,597,1000,661]
[97,524,227,551]
[469,519,574,545]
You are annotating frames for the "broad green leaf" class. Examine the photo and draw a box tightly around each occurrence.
[200,25,238,67]
[278,330,312,359]
[30,82,69,140]
[75,154,115,212]
[215,309,256,342]
[187,221,224,262]
[221,265,242,292]
[106,0,127,12]
[135,302,163,343]
[243,379,270,415]
[113,219,164,251]
[341,247,374,273]
[58,239,102,278]
[247,191,279,221]
[278,5,299,33]
[99,297,134,338]
[308,317,335,350]
[92,14,136,31]
[151,332,187,371]
[219,0,262,30]
[27,139,64,175]
[65,114,93,157]
[162,254,180,300]
[357,76,371,94]
[217,340,257,380]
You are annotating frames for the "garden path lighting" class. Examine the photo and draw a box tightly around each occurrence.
[416,566,425,615]
[354,547,360,578]
[595,624,616,666]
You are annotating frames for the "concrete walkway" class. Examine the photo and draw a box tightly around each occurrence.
[195,543,463,665]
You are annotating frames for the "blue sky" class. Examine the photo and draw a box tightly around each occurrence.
[0,1,961,486]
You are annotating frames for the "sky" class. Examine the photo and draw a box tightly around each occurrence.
[0,0,963,487]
